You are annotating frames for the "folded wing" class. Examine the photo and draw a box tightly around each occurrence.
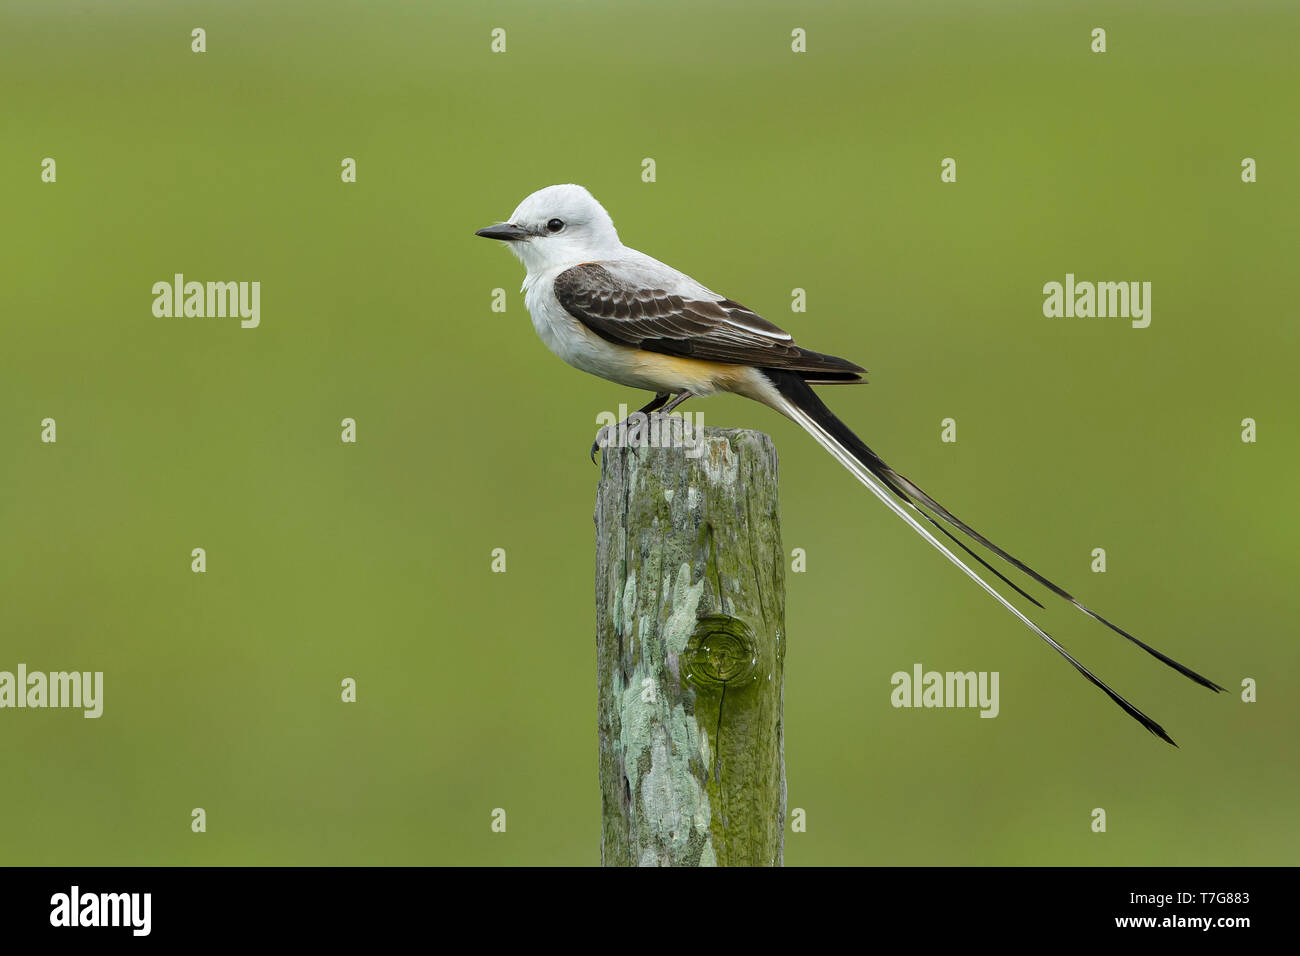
[554,261,866,383]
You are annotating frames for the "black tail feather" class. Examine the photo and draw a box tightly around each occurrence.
[763,367,1221,742]
[882,468,1226,693]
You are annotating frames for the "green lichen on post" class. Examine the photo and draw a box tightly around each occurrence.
[595,419,786,867]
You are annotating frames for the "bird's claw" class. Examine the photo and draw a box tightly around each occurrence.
[590,417,652,463]
[590,423,620,464]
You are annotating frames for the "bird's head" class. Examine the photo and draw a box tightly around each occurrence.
[475,183,622,274]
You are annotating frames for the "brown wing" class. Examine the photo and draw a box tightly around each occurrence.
[553,262,866,382]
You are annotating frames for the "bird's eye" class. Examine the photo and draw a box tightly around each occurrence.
[546,218,565,233]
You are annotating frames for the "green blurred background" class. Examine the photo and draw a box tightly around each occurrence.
[1,0,1296,866]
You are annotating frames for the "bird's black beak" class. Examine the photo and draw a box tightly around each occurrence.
[474,222,530,241]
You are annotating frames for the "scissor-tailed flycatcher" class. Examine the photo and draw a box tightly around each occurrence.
[475,183,1222,744]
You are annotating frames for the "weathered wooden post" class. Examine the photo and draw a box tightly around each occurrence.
[595,417,786,866]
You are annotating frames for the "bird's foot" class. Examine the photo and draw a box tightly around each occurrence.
[590,414,654,464]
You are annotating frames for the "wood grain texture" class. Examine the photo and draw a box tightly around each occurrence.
[595,419,786,866]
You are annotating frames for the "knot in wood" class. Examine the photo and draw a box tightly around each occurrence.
[682,615,760,691]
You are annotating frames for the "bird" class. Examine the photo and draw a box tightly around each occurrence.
[474,183,1223,745]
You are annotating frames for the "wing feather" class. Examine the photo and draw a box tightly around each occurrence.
[554,262,866,380]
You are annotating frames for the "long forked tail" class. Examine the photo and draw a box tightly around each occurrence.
[755,368,1224,746]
